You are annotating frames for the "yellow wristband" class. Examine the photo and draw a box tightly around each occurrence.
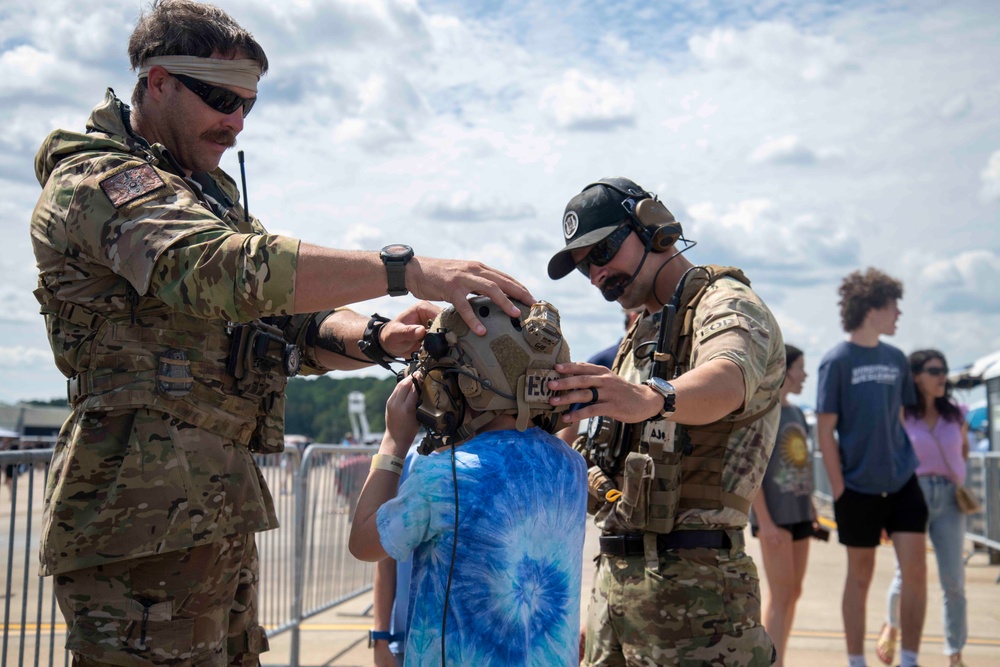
[370,454,405,476]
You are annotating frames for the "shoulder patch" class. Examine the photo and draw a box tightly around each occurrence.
[99,163,167,209]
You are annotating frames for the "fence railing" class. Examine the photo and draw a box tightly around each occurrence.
[1,444,377,667]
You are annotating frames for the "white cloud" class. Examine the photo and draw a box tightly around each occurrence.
[689,21,858,85]
[922,250,1000,312]
[980,150,1000,202]
[748,135,817,165]
[415,191,536,222]
[539,70,635,130]
[686,199,859,271]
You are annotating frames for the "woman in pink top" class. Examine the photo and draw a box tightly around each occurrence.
[877,350,970,667]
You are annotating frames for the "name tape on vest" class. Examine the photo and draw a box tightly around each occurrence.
[642,418,677,453]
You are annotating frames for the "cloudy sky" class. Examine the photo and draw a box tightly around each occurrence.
[1,0,998,408]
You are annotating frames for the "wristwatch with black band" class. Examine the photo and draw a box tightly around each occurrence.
[380,244,414,297]
[643,377,676,419]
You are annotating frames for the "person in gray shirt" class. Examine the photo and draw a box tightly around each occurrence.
[750,344,816,667]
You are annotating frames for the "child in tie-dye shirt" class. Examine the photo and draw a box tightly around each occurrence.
[350,374,587,666]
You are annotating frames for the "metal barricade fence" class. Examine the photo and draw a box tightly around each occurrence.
[965,452,1000,557]
[811,449,1000,563]
[2,444,377,667]
[0,448,65,667]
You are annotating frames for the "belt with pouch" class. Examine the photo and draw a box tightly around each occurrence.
[599,529,741,556]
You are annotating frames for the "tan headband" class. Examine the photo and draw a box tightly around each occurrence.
[137,56,262,93]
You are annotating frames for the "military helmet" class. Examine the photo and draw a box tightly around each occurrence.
[408,296,571,451]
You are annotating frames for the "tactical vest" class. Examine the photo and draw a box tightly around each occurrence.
[33,135,289,453]
[612,265,779,534]
[33,286,288,453]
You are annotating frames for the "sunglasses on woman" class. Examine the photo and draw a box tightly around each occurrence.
[921,366,947,376]
[576,225,633,276]
[172,73,256,117]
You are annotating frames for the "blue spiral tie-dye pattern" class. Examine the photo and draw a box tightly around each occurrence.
[376,428,587,666]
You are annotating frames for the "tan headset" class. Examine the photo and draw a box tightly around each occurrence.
[584,179,683,252]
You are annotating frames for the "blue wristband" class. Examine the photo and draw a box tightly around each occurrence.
[368,630,396,647]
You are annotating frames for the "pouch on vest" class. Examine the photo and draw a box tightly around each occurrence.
[250,389,286,454]
[640,418,684,534]
[156,349,193,398]
[617,451,654,530]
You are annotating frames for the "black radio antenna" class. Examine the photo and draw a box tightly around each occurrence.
[237,150,249,222]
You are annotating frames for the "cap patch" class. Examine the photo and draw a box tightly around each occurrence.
[563,211,579,239]
[100,164,167,209]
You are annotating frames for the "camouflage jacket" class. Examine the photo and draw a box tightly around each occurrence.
[594,273,785,533]
[30,90,337,574]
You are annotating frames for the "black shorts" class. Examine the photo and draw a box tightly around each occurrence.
[751,520,814,542]
[833,474,928,547]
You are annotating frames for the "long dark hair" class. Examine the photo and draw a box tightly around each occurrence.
[905,349,962,423]
[785,344,803,369]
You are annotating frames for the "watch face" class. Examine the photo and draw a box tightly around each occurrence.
[382,243,413,259]
[284,346,302,377]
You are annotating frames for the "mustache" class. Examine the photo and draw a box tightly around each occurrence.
[201,129,238,147]
[600,276,627,302]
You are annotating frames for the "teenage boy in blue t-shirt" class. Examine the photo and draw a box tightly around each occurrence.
[816,268,927,667]
[350,298,588,667]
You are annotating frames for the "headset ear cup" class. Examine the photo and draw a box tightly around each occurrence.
[633,198,681,252]
[650,223,682,252]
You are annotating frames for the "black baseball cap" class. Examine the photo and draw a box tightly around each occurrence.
[547,177,648,280]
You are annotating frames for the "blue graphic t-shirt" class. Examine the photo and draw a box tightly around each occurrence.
[376,428,587,667]
[816,341,918,494]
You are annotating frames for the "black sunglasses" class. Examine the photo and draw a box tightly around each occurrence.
[576,225,632,276]
[172,73,256,117]
[921,366,948,377]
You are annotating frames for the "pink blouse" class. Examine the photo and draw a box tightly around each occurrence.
[903,404,968,484]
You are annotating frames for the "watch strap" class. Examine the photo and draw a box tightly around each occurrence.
[381,245,413,297]
[645,378,676,419]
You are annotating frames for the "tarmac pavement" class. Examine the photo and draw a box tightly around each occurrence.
[264,521,1000,667]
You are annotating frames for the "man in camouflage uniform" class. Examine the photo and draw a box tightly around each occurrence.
[546,178,784,666]
[29,2,531,665]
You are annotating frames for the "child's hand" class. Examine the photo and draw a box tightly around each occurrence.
[383,375,420,455]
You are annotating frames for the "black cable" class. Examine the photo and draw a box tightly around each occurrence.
[650,237,698,306]
[441,442,459,666]
[444,367,516,400]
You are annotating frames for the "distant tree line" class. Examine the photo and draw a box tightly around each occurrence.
[284,375,396,443]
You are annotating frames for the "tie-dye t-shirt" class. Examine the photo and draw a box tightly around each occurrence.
[376,427,587,667]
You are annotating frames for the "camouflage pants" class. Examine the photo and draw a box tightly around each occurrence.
[54,532,268,667]
[584,536,775,666]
